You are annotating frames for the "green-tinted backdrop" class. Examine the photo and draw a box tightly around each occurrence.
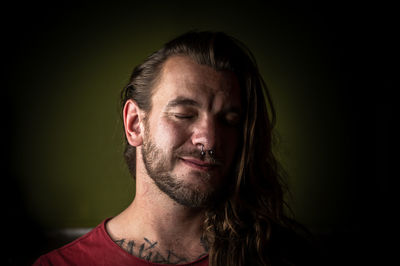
[5,2,393,263]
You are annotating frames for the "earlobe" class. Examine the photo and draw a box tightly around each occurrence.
[123,99,144,146]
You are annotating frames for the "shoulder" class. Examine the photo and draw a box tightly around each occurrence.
[33,219,129,266]
[33,218,210,266]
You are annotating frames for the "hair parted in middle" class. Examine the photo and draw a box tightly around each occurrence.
[121,31,298,266]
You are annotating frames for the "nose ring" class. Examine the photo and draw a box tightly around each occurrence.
[200,144,215,158]
[200,145,206,156]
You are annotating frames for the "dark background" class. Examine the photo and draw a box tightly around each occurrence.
[3,1,394,265]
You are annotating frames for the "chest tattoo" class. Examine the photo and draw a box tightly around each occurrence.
[114,237,208,264]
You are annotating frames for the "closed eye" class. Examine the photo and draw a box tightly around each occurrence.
[222,112,241,127]
[174,114,195,119]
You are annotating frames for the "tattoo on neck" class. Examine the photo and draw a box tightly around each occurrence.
[114,237,208,264]
[200,235,210,252]
[196,235,210,259]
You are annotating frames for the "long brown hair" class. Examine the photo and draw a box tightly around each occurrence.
[121,31,299,265]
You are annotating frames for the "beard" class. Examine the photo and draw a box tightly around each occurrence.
[141,131,221,208]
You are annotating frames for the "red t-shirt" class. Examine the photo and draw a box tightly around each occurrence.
[34,219,209,266]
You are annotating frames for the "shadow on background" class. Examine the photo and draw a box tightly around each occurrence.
[3,1,394,265]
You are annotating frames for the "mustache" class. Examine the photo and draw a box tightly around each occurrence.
[174,148,223,165]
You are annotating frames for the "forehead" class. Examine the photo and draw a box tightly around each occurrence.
[152,56,241,107]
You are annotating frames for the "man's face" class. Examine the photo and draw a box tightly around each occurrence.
[141,56,242,207]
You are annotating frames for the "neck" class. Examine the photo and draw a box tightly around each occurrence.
[106,168,209,263]
[130,181,206,242]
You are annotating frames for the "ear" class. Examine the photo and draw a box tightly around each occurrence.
[123,99,144,146]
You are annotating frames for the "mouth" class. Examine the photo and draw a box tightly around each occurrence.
[179,157,218,171]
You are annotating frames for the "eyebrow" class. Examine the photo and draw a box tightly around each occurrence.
[225,106,242,115]
[165,96,243,115]
[165,97,200,109]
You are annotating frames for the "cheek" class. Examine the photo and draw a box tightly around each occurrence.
[221,130,240,161]
[153,120,190,148]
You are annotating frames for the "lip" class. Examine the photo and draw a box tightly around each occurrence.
[180,157,217,171]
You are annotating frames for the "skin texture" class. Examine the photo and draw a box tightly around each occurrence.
[107,56,242,264]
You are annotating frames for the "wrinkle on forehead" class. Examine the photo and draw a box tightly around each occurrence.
[156,56,241,110]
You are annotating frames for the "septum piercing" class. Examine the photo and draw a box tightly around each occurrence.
[200,144,215,157]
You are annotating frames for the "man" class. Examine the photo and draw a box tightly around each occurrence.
[35,31,315,265]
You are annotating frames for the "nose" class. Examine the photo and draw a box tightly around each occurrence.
[191,116,217,151]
